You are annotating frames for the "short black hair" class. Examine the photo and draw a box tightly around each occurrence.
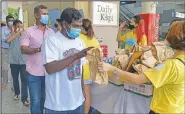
[6,15,14,21]
[13,20,22,26]
[133,15,141,24]
[34,5,47,14]
[60,7,82,24]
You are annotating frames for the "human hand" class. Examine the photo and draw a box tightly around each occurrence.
[76,47,94,59]
[98,62,114,72]
[16,27,24,33]
[119,21,126,30]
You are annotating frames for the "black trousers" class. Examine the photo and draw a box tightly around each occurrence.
[10,64,28,103]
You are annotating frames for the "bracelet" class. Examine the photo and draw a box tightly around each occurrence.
[113,67,118,78]
[35,48,40,53]
[38,48,40,52]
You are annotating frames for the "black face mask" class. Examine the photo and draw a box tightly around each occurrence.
[128,23,135,30]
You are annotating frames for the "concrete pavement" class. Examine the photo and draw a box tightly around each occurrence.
[2,83,29,113]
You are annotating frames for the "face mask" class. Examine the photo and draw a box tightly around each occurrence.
[7,21,13,27]
[128,23,135,30]
[66,27,81,39]
[40,15,49,25]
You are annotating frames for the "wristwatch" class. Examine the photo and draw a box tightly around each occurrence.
[37,48,41,52]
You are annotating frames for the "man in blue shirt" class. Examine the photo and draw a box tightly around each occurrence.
[1,15,14,89]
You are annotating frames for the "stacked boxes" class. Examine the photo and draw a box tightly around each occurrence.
[100,45,108,57]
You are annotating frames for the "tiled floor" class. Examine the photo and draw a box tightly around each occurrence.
[2,83,29,114]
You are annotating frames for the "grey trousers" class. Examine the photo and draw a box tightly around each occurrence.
[1,48,9,85]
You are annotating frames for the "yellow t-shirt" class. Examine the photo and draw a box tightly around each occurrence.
[119,30,147,50]
[80,34,100,81]
[144,54,185,113]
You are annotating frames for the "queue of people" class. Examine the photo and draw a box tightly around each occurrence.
[1,4,184,114]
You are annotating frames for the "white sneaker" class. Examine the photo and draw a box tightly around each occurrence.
[14,95,20,100]
[23,100,30,106]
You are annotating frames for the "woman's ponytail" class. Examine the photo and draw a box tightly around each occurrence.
[87,25,94,39]
[82,19,94,39]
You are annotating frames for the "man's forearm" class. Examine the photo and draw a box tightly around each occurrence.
[6,32,20,43]
[44,54,78,75]
[113,66,150,84]
[21,46,40,55]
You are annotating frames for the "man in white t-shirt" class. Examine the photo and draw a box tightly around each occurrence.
[42,8,93,113]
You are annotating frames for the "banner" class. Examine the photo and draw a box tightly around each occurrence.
[138,14,160,45]
[92,1,118,26]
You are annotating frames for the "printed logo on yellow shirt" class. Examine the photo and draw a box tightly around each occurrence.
[125,38,137,46]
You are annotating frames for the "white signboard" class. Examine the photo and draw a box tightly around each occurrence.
[175,12,185,18]
[92,1,118,26]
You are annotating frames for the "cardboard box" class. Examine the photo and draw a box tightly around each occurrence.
[124,82,153,96]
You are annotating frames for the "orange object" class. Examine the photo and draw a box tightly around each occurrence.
[126,51,143,71]
[100,45,108,57]
[107,71,114,77]
[137,14,160,46]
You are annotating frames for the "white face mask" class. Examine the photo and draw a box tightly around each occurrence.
[7,21,13,27]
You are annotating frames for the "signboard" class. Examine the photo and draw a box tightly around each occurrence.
[174,12,185,18]
[92,1,118,26]
[120,1,136,5]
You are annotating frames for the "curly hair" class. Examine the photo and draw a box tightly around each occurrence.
[60,7,82,24]
[166,21,185,50]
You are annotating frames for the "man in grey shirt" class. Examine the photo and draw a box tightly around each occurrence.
[6,20,29,106]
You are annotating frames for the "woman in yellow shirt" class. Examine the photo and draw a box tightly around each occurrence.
[80,19,100,114]
[117,15,147,50]
[98,21,185,113]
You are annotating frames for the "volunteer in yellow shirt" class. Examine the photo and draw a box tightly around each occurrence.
[98,21,185,113]
[80,19,100,114]
[117,16,147,50]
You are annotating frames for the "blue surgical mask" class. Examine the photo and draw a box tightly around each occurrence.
[66,27,81,39]
[7,21,13,27]
[40,15,49,25]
